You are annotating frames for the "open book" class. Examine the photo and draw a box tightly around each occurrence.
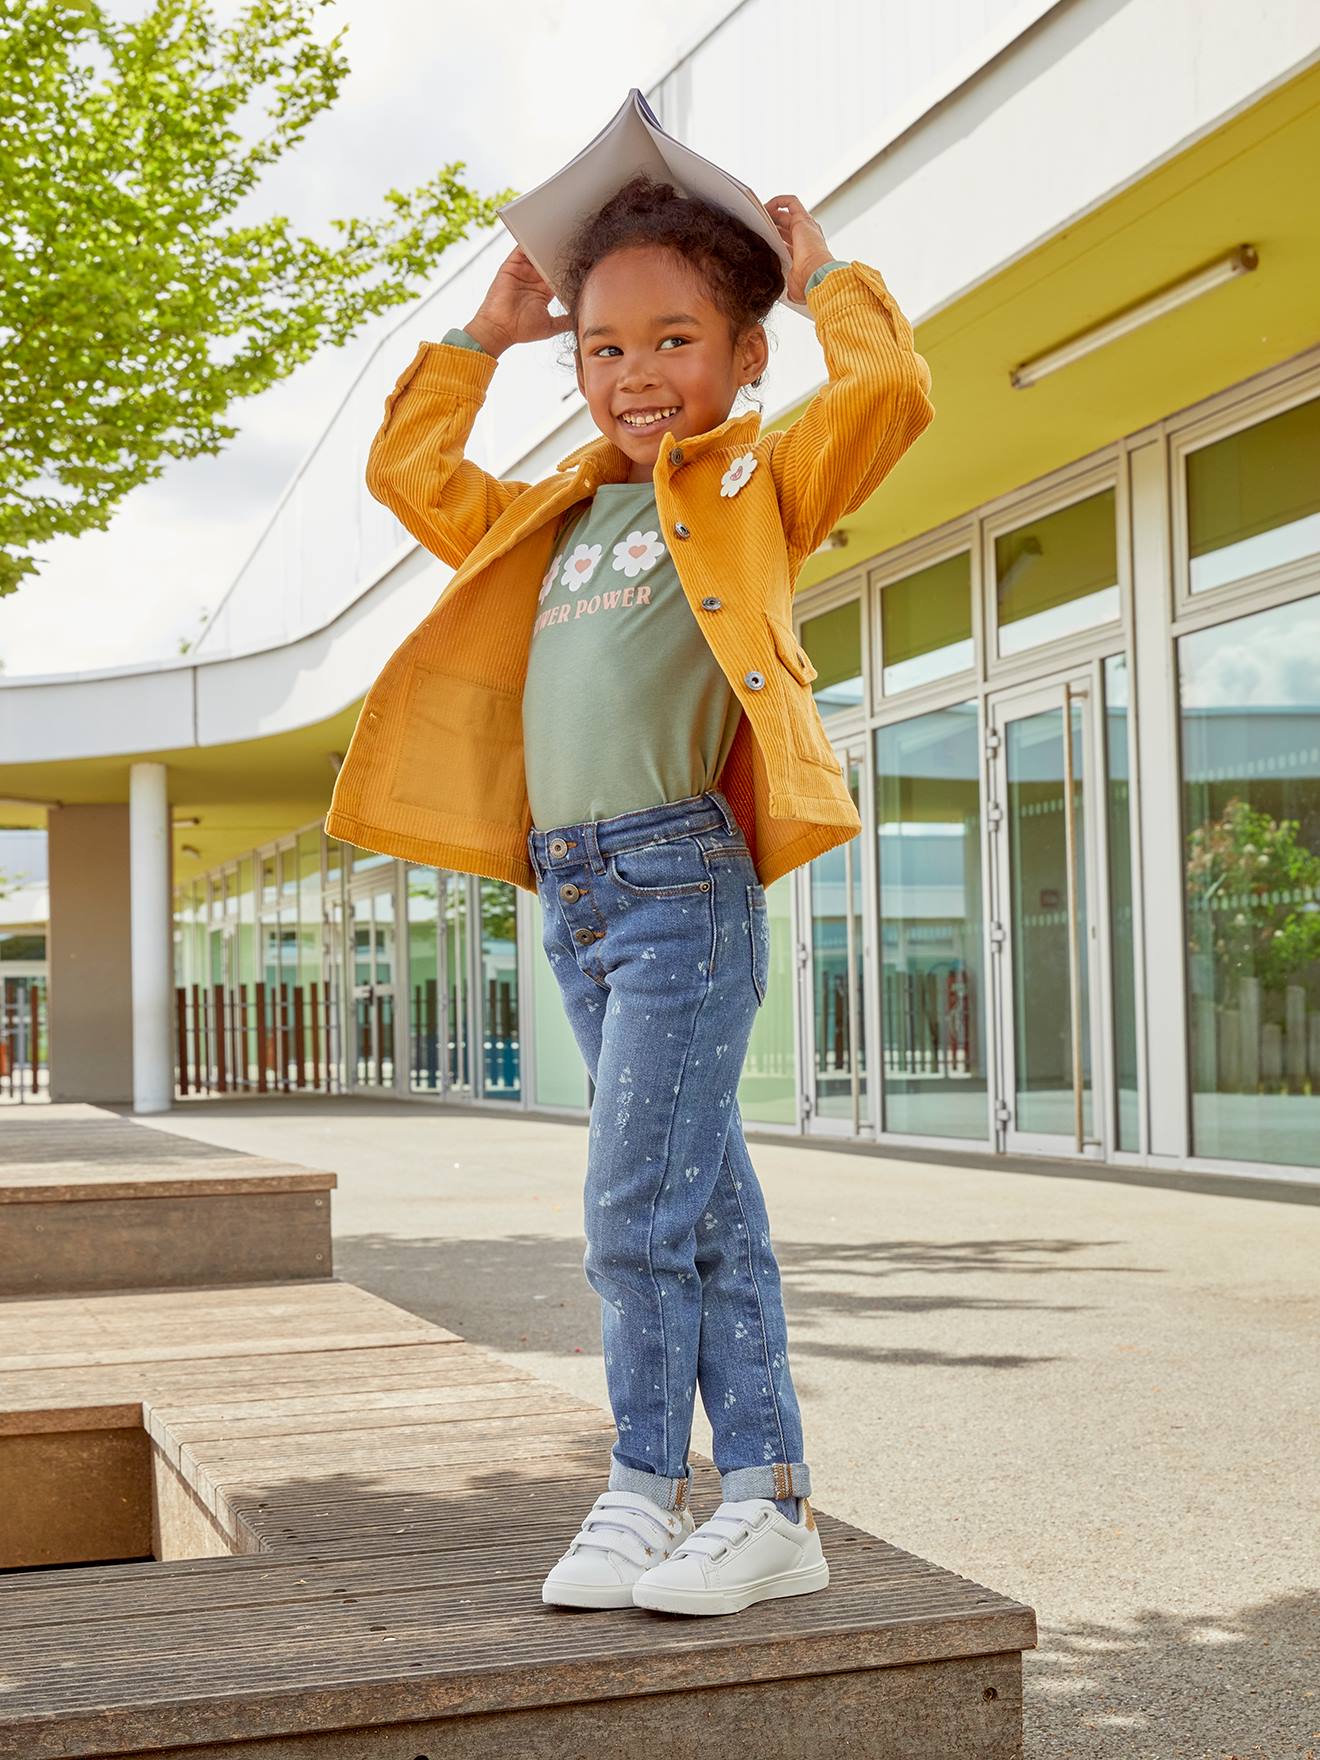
[497,87,811,320]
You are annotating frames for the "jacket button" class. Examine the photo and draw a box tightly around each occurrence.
[701,596,722,611]
[669,446,684,466]
[674,521,690,539]
[744,671,765,690]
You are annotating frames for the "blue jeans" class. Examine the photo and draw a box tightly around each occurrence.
[527,787,812,1515]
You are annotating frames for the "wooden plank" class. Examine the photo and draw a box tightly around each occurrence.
[79,1656,1026,1760]
[0,1341,495,1428]
[0,1192,332,1295]
[0,1166,335,1202]
[0,1281,455,1371]
[0,1427,152,1570]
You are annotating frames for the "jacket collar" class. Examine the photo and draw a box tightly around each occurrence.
[555,405,763,483]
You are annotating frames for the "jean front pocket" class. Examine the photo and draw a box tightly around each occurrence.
[606,834,714,899]
[748,882,769,1004]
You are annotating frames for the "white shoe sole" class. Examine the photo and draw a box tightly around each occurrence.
[542,1576,639,1610]
[632,1555,830,1616]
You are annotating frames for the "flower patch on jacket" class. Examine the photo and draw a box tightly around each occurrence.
[559,541,603,589]
[611,529,666,578]
[719,452,758,497]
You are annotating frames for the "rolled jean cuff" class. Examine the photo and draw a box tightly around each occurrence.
[720,1461,813,1504]
[607,1458,693,1513]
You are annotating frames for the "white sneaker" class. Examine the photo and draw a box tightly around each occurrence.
[631,1496,829,1616]
[541,1490,697,1609]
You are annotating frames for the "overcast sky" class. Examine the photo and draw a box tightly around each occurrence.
[0,0,736,679]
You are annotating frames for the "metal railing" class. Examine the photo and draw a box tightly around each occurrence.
[0,978,47,1103]
[175,982,341,1096]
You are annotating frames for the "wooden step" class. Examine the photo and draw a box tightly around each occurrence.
[0,1110,337,1296]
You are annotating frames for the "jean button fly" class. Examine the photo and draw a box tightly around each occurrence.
[549,837,568,857]
[559,882,581,901]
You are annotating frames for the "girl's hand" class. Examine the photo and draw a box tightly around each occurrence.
[764,194,835,305]
[464,246,574,357]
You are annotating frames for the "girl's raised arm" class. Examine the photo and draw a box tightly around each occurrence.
[364,248,573,569]
[761,198,935,574]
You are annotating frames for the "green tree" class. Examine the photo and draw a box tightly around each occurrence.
[1185,795,1320,992]
[0,0,516,595]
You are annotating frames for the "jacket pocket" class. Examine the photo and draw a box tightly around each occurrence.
[764,615,839,770]
[766,614,819,684]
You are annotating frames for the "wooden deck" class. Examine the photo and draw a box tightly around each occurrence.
[0,1112,1036,1759]
[0,1105,335,1295]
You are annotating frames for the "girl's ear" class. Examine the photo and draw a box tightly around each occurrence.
[738,321,770,387]
[574,343,585,399]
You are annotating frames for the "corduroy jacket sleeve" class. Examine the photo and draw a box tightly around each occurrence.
[766,260,935,570]
[364,338,532,570]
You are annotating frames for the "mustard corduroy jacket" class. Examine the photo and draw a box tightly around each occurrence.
[324,259,935,894]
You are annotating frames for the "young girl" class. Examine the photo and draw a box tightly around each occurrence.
[328,172,935,1618]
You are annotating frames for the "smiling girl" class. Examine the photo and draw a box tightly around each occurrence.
[331,170,935,1617]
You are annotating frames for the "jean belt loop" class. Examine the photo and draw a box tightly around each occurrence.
[583,820,606,876]
[526,832,540,884]
[709,788,736,836]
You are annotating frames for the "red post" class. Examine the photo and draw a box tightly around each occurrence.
[213,983,227,1093]
[237,985,249,1091]
[293,986,306,1089]
[255,982,268,1093]
[191,983,204,1094]
[176,989,189,1096]
[309,983,321,1090]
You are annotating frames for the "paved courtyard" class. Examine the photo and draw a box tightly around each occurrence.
[140,1096,1319,1760]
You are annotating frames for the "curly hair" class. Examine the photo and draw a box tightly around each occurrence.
[556,171,785,401]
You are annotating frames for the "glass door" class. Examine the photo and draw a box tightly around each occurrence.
[801,739,871,1135]
[988,674,1108,1156]
[350,880,397,1089]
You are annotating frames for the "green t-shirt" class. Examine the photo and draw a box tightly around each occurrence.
[439,260,848,829]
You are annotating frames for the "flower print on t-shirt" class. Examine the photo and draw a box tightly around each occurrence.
[560,541,603,590]
[611,529,666,579]
[539,549,563,604]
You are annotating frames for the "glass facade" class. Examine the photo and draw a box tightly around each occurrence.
[800,599,863,717]
[875,704,987,1139]
[1180,592,1320,1167]
[880,552,973,695]
[1186,395,1320,594]
[1104,656,1141,1152]
[161,370,1319,1180]
[995,491,1119,657]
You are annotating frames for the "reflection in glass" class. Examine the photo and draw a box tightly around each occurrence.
[996,492,1118,656]
[445,875,472,1098]
[881,552,973,694]
[800,599,862,717]
[1005,700,1092,1139]
[1187,396,1320,594]
[808,750,867,1124]
[1104,657,1140,1150]
[351,886,395,1088]
[1181,592,1320,1166]
[407,866,441,1092]
[875,704,988,1138]
[478,878,520,1101]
